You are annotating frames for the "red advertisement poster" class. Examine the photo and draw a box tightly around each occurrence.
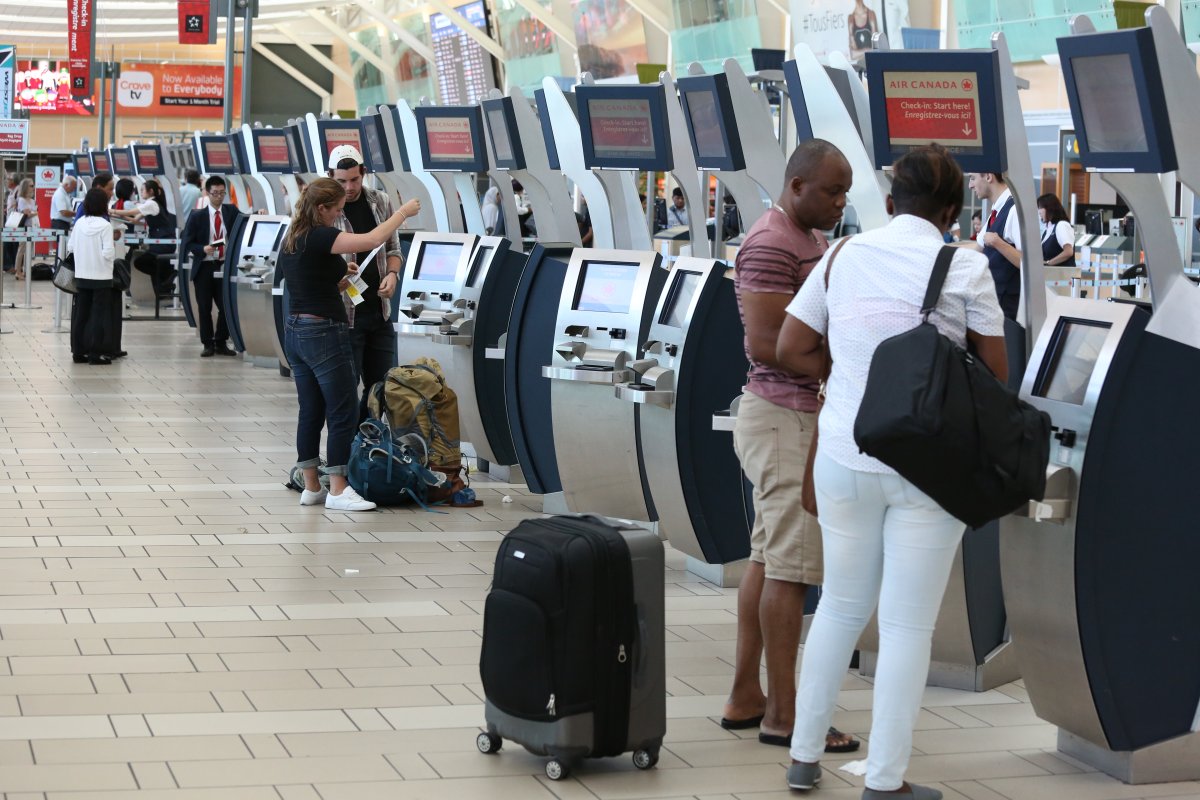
[588,97,654,158]
[178,0,213,45]
[14,60,94,114]
[425,116,474,161]
[67,0,94,97]
[883,71,984,150]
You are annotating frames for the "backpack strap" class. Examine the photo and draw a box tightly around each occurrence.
[921,245,957,321]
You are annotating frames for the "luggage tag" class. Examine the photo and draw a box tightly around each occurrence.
[344,273,369,305]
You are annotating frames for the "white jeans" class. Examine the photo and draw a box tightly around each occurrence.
[790,452,966,791]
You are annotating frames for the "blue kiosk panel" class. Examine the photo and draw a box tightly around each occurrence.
[864,49,1007,174]
[251,129,293,174]
[415,106,488,173]
[576,84,673,172]
[676,73,746,172]
[107,146,134,176]
[381,106,413,173]
[1058,27,1177,173]
[72,153,94,178]
[286,122,314,173]
[482,96,527,171]
[89,150,112,175]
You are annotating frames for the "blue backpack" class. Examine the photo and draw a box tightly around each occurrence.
[347,418,447,508]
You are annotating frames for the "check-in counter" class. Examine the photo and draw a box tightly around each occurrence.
[614,258,750,563]
[421,236,525,467]
[224,215,289,367]
[541,249,668,521]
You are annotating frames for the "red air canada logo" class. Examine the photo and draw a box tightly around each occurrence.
[41,168,55,181]
[962,79,974,92]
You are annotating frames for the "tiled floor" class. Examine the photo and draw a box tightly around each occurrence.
[0,276,1197,800]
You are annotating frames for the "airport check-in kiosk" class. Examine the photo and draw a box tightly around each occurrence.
[395,233,479,368]
[575,82,671,253]
[245,127,299,215]
[415,236,526,468]
[541,250,668,521]
[183,135,243,329]
[194,133,249,213]
[223,215,289,368]
[89,149,112,179]
[614,258,750,564]
[503,243,576,503]
[414,105,489,235]
[371,105,439,233]
[107,146,135,178]
[1001,11,1200,782]
[858,47,1039,692]
[71,152,93,181]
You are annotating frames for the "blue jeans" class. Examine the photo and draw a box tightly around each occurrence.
[285,315,359,476]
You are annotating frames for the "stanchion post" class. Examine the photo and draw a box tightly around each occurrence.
[43,232,69,334]
[13,227,44,310]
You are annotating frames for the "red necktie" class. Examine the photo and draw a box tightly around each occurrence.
[987,209,997,230]
[213,207,224,260]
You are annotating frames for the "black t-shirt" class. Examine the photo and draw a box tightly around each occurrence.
[342,193,382,314]
[279,226,348,323]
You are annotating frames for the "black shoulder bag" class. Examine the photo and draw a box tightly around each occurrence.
[852,245,1052,528]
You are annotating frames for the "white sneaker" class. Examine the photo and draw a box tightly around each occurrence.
[299,488,328,506]
[325,486,377,512]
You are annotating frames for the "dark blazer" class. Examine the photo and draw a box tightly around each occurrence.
[180,202,241,282]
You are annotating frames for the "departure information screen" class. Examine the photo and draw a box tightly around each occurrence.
[574,261,641,314]
[430,1,495,106]
[416,242,463,281]
[110,150,133,174]
[255,132,291,170]
[1036,319,1111,405]
[204,139,234,171]
[1070,53,1147,154]
[881,70,984,154]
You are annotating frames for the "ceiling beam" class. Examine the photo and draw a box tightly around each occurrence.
[251,41,331,113]
[422,0,507,62]
[307,8,394,79]
[275,25,354,90]
[509,0,576,51]
[355,0,435,64]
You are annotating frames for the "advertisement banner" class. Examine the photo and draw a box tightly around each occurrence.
[0,46,13,118]
[67,0,95,97]
[117,62,242,117]
[179,0,216,45]
[790,0,911,61]
[0,118,29,156]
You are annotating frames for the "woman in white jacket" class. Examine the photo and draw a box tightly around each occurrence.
[67,188,117,365]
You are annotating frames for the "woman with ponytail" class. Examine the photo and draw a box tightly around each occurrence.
[279,177,419,513]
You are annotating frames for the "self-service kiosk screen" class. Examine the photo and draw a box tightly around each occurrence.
[465,245,494,288]
[110,149,133,174]
[419,109,487,172]
[415,242,463,281]
[248,221,283,249]
[134,146,163,174]
[534,88,576,171]
[73,154,93,176]
[1035,319,1111,405]
[1069,54,1147,154]
[203,139,235,172]
[684,91,725,159]
[90,152,111,173]
[361,115,391,172]
[580,91,672,170]
[573,261,641,314]
[254,132,292,171]
[659,269,703,328]
[321,123,363,166]
[285,126,308,172]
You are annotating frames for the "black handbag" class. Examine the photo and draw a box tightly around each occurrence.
[852,245,1052,528]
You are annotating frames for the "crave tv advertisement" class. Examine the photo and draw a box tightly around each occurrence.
[15,60,241,117]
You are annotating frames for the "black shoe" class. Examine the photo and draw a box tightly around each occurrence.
[112,350,128,358]
[215,344,237,356]
[87,355,113,365]
[72,354,88,364]
[201,347,215,358]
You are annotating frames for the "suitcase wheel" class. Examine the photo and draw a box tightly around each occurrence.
[545,758,571,781]
[475,731,502,754]
[632,748,659,770]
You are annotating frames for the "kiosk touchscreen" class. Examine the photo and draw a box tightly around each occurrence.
[224,215,290,368]
[542,248,669,521]
[89,150,111,176]
[72,153,94,179]
[108,146,134,176]
[676,74,745,172]
[249,127,298,215]
[420,236,526,468]
[576,84,672,172]
[414,105,489,235]
[133,144,166,176]
[614,258,750,564]
[482,97,525,171]
[316,119,364,169]
[998,14,1200,783]
[395,233,479,365]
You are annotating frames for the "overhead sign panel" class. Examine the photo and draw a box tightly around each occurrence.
[179,0,217,45]
[0,118,29,157]
[67,0,95,98]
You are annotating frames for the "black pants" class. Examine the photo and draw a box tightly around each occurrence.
[350,303,397,422]
[71,280,117,357]
[133,251,177,296]
[193,266,228,347]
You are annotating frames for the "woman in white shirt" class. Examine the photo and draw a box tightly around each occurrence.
[67,189,118,365]
[775,145,1008,800]
[1038,192,1075,266]
[12,179,36,279]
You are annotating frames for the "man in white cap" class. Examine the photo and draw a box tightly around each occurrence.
[327,144,405,420]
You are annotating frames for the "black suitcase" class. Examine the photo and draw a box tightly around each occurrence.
[477,514,665,781]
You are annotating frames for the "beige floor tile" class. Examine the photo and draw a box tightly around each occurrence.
[170,754,401,787]
[980,773,1200,800]
[20,691,220,716]
[0,714,115,740]
[10,654,196,675]
[245,685,445,711]
[46,789,281,800]
[315,775,559,800]
[33,734,252,764]
[145,709,359,736]
[0,763,137,793]
[125,669,320,693]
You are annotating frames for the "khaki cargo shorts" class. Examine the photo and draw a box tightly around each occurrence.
[732,391,823,585]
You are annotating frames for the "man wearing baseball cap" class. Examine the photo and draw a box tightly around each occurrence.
[327,144,405,421]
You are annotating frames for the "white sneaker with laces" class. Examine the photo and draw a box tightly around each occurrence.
[325,486,377,512]
[299,488,328,506]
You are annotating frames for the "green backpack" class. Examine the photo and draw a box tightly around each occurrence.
[367,358,463,473]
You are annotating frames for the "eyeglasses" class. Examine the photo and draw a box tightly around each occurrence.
[208,190,226,198]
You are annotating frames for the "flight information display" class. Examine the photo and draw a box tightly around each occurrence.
[574,261,641,314]
[109,148,133,174]
[254,131,291,171]
[203,138,235,172]
[430,1,496,106]
[415,242,464,281]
